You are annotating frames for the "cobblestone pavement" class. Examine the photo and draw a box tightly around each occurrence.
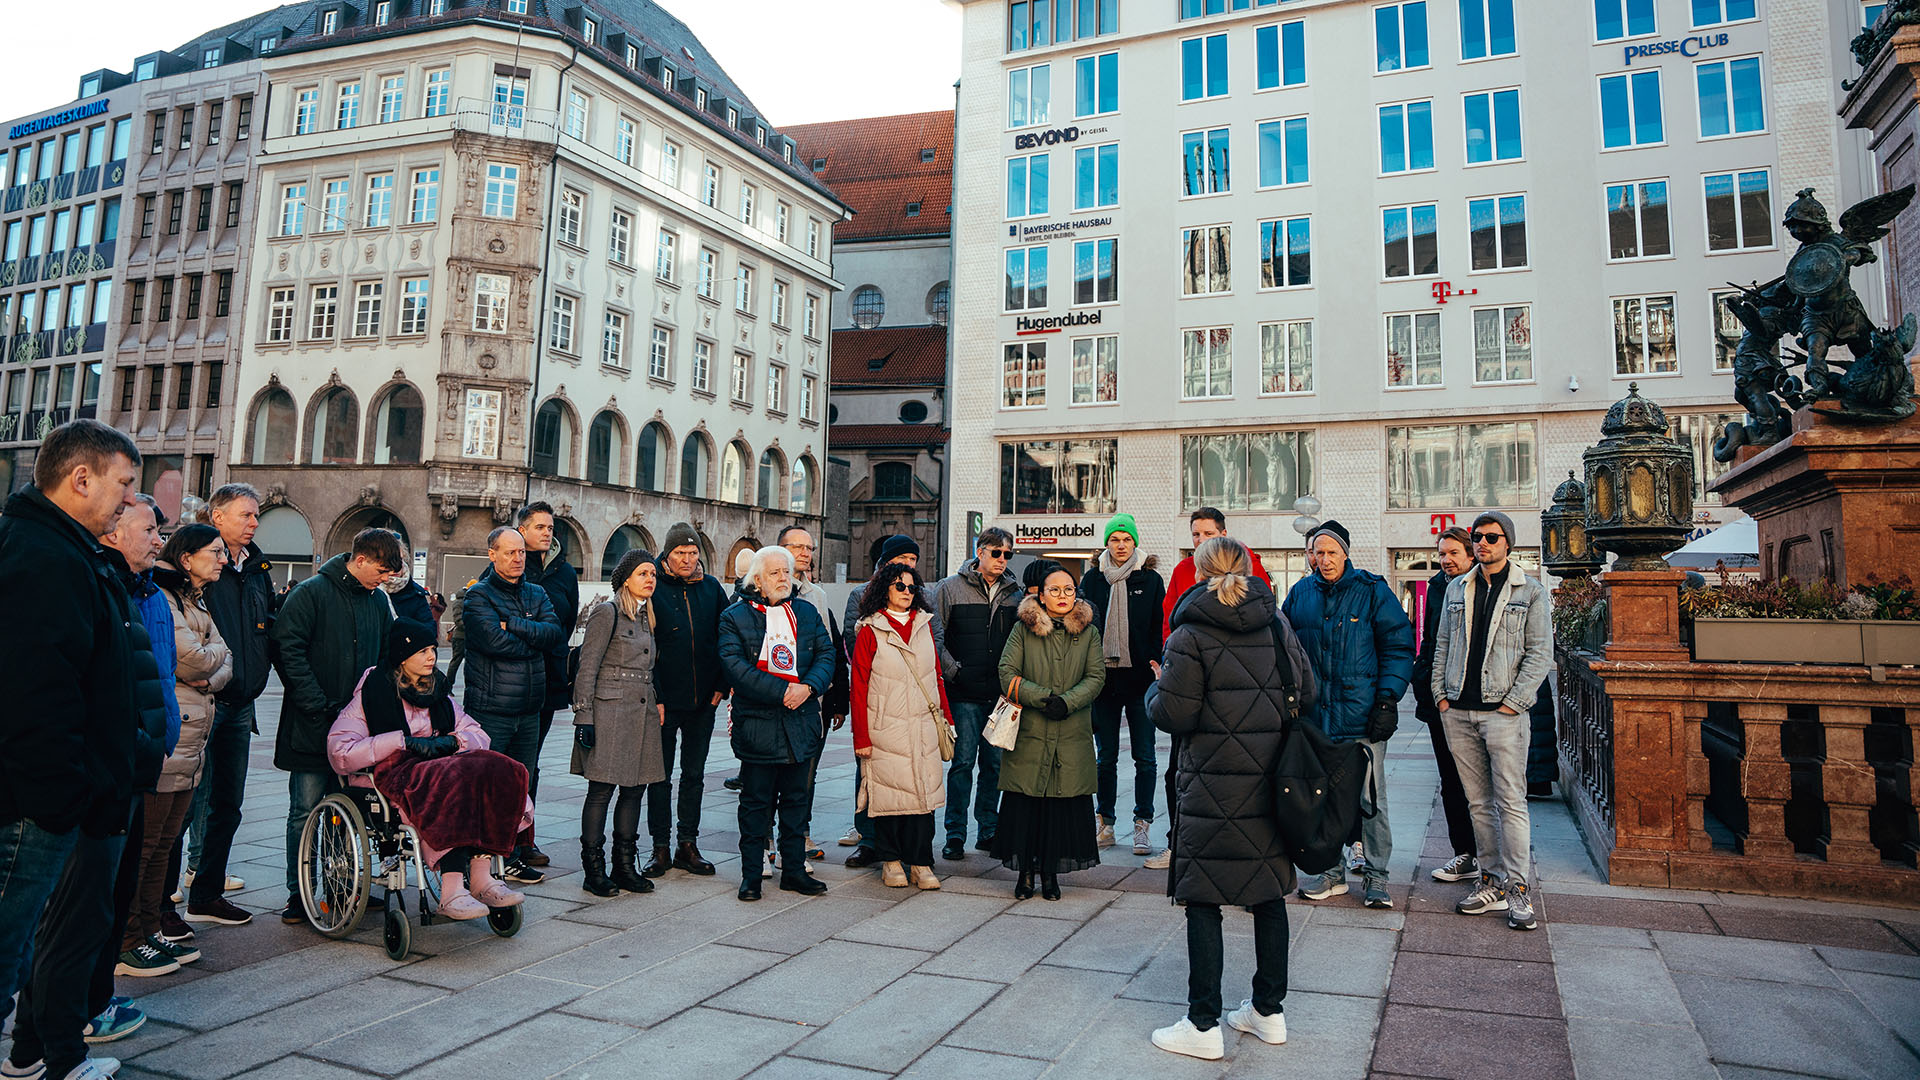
[8,682,1918,1079]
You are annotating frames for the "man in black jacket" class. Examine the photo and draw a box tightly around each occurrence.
[1411,527,1479,885]
[0,419,144,1080]
[182,482,276,927]
[644,522,730,878]
[1080,513,1167,857]
[931,527,1021,860]
[462,526,565,884]
[515,501,578,868]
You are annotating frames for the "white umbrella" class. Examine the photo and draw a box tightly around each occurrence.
[1667,516,1758,569]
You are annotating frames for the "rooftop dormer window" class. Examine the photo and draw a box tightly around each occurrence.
[921,147,936,163]
[321,9,337,33]
[374,1,391,26]
[583,17,598,44]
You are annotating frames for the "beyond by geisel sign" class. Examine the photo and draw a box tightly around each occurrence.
[10,99,109,140]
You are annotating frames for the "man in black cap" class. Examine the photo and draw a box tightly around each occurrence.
[644,523,730,878]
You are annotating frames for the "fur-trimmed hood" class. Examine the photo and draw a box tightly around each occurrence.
[1017,594,1095,636]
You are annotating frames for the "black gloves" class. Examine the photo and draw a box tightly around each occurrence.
[403,734,459,760]
[1040,695,1069,721]
[1366,696,1400,743]
[575,724,596,751]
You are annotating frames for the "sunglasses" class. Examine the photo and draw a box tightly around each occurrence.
[889,582,915,592]
[979,548,1010,559]
[1471,531,1507,545]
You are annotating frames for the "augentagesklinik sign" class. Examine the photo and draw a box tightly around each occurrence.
[1622,32,1729,66]
[10,99,109,141]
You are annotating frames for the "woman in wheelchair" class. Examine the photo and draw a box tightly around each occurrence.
[327,618,535,920]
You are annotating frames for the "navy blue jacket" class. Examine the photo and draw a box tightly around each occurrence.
[1281,562,1415,741]
[126,566,181,752]
[461,568,565,716]
[718,588,835,765]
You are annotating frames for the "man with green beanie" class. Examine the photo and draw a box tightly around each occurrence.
[1078,512,1165,854]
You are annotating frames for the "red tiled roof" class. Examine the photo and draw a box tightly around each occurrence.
[828,423,949,450]
[785,110,954,242]
[830,326,947,387]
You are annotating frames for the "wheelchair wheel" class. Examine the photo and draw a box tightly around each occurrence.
[382,892,411,961]
[298,793,372,938]
[487,904,523,938]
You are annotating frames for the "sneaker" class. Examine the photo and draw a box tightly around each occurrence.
[1431,853,1479,882]
[56,1060,120,1080]
[1362,877,1393,909]
[1456,873,1509,916]
[114,940,180,978]
[84,1000,147,1043]
[183,897,252,925]
[1095,818,1116,848]
[182,869,244,893]
[1150,1016,1224,1061]
[1143,848,1172,870]
[942,838,967,861]
[281,895,306,925]
[973,834,995,852]
[837,827,863,847]
[157,911,194,943]
[723,775,743,791]
[1225,999,1287,1045]
[149,934,200,965]
[1297,872,1348,901]
[502,857,546,884]
[1347,841,1366,875]
[517,843,551,868]
[1506,879,1538,931]
[1132,818,1152,856]
[0,1061,42,1079]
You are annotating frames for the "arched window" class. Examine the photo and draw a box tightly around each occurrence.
[600,524,649,580]
[255,505,313,585]
[371,385,423,465]
[636,421,669,492]
[310,388,358,465]
[789,456,815,515]
[850,284,884,329]
[679,432,710,498]
[926,281,950,326]
[586,411,620,485]
[719,441,749,504]
[873,461,912,501]
[755,448,783,509]
[250,388,297,464]
[532,400,572,476]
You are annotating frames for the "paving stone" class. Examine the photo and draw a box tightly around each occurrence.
[830,890,1010,952]
[1816,944,1920,978]
[386,911,620,990]
[1301,904,1404,931]
[795,973,1004,1071]
[945,965,1131,1060]
[1400,911,1551,963]
[1221,990,1382,1080]
[1388,950,1560,1018]
[627,886,814,936]
[915,910,1079,983]
[555,878,735,927]
[1835,969,1920,1048]
[1546,923,1653,950]
[1672,972,1920,1080]
[131,976,443,1079]
[746,1057,891,1080]
[553,1006,809,1080]
[1653,931,1838,987]
[228,1058,380,1080]
[1564,1017,1719,1080]
[1045,905,1180,974]
[708,939,933,1025]
[309,973,584,1073]
[990,884,1115,922]
[563,943,784,1028]
[136,941,408,1030]
[1042,995,1234,1080]
[393,1012,639,1080]
[525,913,724,986]
[1551,943,1688,1025]
[717,896,895,954]
[1538,893,1721,935]
[1122,926,1258,1006]
[1369,1003,1573,1079]
[1706,907,1918,955]
[897,1046,1048,1080]
[1287,924,1400,998]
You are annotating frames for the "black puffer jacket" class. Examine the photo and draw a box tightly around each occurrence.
[524,547,580,710]
[653,562,730,710]
[933,560,1022,703]
[1527,677,1558,786]
[108,550,172,795]
[1411,569,1449,725]
[461,568,565,716]
[1079,554,1167,699]
[205,541,277,705]
[1146,578,1318,907]
[272,553,394,771]
[718,587,836,765]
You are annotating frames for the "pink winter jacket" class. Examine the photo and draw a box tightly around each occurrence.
[327,668,491,780]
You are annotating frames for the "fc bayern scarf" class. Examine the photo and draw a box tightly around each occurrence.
[755,602,801,682]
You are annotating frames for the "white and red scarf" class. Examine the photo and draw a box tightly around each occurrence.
[755,602,800,682]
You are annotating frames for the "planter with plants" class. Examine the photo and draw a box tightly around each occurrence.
[1682,573,1920,666]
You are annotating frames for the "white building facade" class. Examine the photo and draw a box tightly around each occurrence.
[948,0,1881,606]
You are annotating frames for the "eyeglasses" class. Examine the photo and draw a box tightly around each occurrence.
[888,582,914,592]
[1471,531,1506,545]
[1043,586,1077,597]
[979,548,1010,559]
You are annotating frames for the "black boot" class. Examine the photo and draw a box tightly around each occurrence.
[611,837,654,893]
[580,839,619,897]
[1041,871,1061,901]
[641,843,672,878]
[1014,855,1035,900]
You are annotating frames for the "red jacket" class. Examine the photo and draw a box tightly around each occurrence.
[1162,550,1270,638]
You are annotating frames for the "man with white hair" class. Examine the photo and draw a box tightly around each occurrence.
[717,546,836,902]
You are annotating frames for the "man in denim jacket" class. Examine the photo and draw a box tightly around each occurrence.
[1430,510,1554,931]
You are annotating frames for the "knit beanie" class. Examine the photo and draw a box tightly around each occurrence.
[1471,511,1518,545]
[1102,512,1139,546]
[662,522,700,556]
[388,617,437,669]
[1306,519,1351,555]
[1023,559,1065,591]
[608,549,653,595]
[878,534,920,564]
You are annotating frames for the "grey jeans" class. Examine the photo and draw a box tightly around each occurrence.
[1441,707,1532,886]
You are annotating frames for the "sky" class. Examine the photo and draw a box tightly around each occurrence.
[0,0,962,126]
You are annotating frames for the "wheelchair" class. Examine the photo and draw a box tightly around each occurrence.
[296,780,523,960]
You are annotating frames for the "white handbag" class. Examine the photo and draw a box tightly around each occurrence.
[983,676,1023,752]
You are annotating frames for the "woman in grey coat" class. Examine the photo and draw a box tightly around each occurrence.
[1145,538,1317,1062]
[572,550,667,896]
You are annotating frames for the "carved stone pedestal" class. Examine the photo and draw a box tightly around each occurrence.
[1602,570,1690,662]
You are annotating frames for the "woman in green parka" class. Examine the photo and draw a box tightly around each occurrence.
[993,561,1106,901]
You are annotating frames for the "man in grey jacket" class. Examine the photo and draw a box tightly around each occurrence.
[1430,510,1553,932]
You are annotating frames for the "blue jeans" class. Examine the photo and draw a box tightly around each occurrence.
[1093,687,1156,823]
[0,819,80,1027]
[943,700,1001,843]
[1442,708,1533,886]
[9,829,122,1078]
[186,700,254,903]
[284,771,342,897]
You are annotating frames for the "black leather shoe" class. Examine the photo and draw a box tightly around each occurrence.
[1040,873,1061,901]
[738,878,762,901]
[1014,871,1035,900]
[641,844,673,878]
[518,843,551,868]
[723,776,743,791]
[779,872,828,896]
[974,834,995,853]
[844,846,879,869]
[942,839,966,862]
[673,841,717,876]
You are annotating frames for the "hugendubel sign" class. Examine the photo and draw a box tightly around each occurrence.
[1014,521,1097,547]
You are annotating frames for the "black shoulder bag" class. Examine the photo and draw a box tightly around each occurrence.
[1267,620,1377,877]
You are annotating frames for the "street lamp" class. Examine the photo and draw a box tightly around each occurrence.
[1582,382,1695,572]
[1541,471,1604,579]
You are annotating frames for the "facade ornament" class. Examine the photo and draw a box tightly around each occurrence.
[364,243,376,264]
[556,501,573,519]
[491,497,516,524]
[319,248,331,268]
[478,352,498,370]
[488,237,506,254]
[262,483,291,509]
[565,259,576,280]
[409,238,421,259]
[328,369,342,388]
[435,494,461,537]
[358,485,381,507]
[267,372,282,386]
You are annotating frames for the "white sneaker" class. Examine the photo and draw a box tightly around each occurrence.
[55,1060,119,1080]
[1150,1016,1224,1060]
[1096,818,1116,847]
[1227,1000,1287,1044]
[0,1059,47,1079]
[1132,818,1152,856]
[1143,848,1172,870]
[837,827,863,847]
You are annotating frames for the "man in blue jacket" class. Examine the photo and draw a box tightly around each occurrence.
[1281,520,1414,910]
[461,526,565,884]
